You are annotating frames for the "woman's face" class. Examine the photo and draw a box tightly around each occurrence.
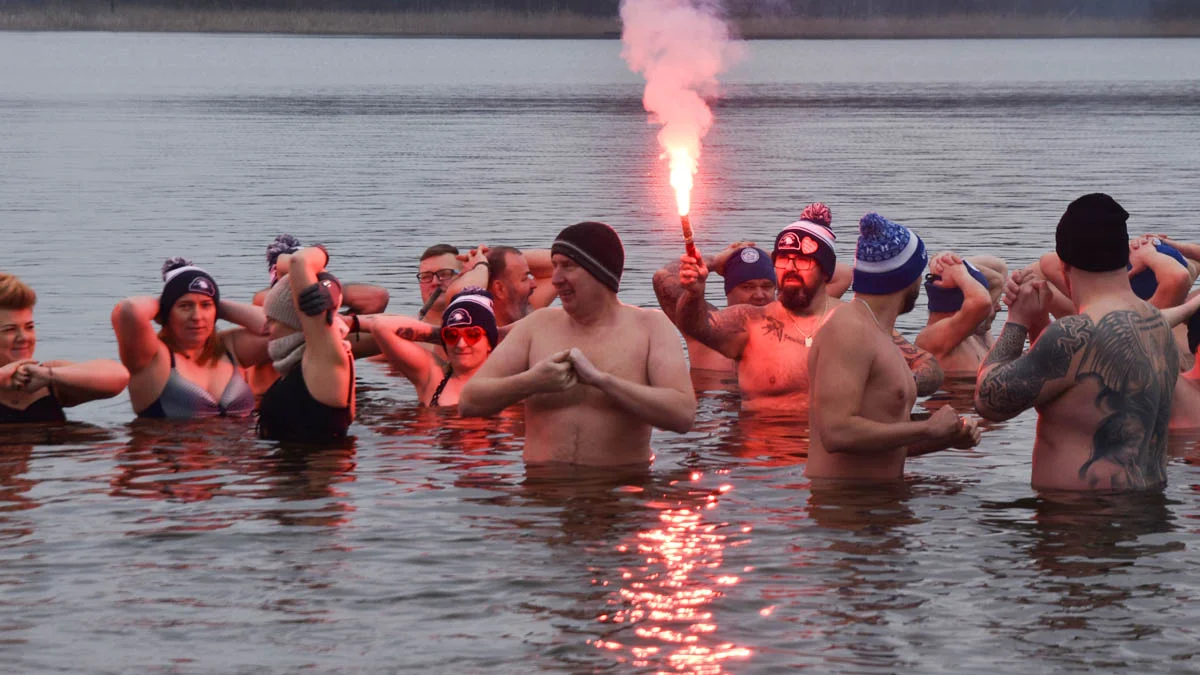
[167,293,217,347]
[0,307,35,366]
[444,328,492,373]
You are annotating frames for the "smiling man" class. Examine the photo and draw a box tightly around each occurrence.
[459,221,695,466]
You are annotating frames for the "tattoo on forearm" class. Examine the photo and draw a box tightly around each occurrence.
[977,317,1085,418]
[978,309,1178,489]
[653,263,685,313]
[678,297,753,354]
[982,323,1029,367]
[396,326,441,345]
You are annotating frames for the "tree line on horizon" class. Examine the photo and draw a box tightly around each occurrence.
[15,0,1200,19]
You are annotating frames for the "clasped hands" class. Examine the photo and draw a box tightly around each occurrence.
[0,360,54,392]
[526,348,606,394]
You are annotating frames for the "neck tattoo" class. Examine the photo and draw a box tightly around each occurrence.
[786,295,830,348]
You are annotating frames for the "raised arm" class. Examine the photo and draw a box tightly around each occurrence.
[289,247,353,408]
[1130,239,1191,310]
[443,245,490,301]
[342,283,390,315]
[1161,289,1200,327]
[915,261,992,359]
[522,248,559,310]
[826,262,853,299]
[362,314,441,390]
[110,296,165,376]
[674,254,755,360]
[22,359,129,407]
[892,330,944,396]
[652,243,748,324]
[975,280,1085,421]
[565,311,695,433]
[811,311,967,455]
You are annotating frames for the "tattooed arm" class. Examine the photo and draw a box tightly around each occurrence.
[675,252,757,360]
[892,330,944,396]
[974,316,1091,421]
[653,259,716,325]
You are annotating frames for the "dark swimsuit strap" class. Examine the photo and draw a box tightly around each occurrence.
[429,369,453,408]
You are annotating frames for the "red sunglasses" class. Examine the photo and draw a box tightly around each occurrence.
[441,325,488,346]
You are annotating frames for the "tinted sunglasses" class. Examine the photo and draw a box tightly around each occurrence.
[441,325,488,346]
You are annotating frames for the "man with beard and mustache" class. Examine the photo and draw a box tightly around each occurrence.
[808,213,980,481]
[444,245,557,327]
[673,212,844,411]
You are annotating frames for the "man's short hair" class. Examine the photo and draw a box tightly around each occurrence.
[486,246,523,286]
[0,273,36,311]
[420,244,459,262]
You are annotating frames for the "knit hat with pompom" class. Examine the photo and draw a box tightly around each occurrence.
[158,257,219,323]
[852,213,928,295]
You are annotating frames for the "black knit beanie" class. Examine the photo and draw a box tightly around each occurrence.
[1056,194,1130,273]
[551,221,624,293]
[158,257,219,323]
[442,288,499,348]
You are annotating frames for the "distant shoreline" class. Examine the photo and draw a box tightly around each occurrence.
[3,8,1200,39]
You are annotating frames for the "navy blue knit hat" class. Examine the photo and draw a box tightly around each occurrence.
[1130,241,1188,300]
[158,257,219,323]
[442,288,498,348]
[925,261,989,314]
[724,247,777,295]
[852,213,928,295]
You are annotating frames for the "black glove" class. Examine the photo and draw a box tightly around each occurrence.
[298,272,342,325]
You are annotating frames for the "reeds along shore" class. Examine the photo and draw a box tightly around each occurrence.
[3,7,1200,38]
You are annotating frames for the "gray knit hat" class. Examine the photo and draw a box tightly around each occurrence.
[265,274,302,331]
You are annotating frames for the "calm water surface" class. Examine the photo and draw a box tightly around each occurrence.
[3,33,1200,673]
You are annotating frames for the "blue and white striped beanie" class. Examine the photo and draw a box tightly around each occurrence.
[852,213,928,295]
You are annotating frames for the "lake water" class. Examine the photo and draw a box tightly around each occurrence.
[3,33,1200,673]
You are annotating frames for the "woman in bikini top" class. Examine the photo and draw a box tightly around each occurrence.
[0,273,129,423]
[113,258,268,420]
[364,288,498,409]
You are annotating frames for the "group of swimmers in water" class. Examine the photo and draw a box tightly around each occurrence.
[4,193,1200,492]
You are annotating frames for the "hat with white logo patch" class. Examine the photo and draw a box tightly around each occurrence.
[723,246,777,296]
[773,202,838,281]
[442,288,498,348]
[158,257,220,323]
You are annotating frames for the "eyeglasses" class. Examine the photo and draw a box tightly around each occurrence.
[441,325,488,346]
[416,268,457,284]
[775,254,818,271]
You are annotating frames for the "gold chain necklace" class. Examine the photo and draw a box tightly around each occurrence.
[856,297,886,333]
[785,295,830,348]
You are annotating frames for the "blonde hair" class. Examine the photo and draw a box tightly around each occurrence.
[0,273,36,311]
[158,325,226,367]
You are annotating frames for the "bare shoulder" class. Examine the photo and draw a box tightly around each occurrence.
[820,301,867,335]
[514,306,565,332]
[627,304,675,330]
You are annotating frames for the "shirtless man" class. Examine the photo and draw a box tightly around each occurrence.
[672,214,843,410]
[416,244,464,325]
[670,212,941,410]
[445,245,557,326]
[459,221,695,466]
[653,242,776,373]
[808,213,980,481]
[976,194,1180,491]
[915,252,1008,377]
